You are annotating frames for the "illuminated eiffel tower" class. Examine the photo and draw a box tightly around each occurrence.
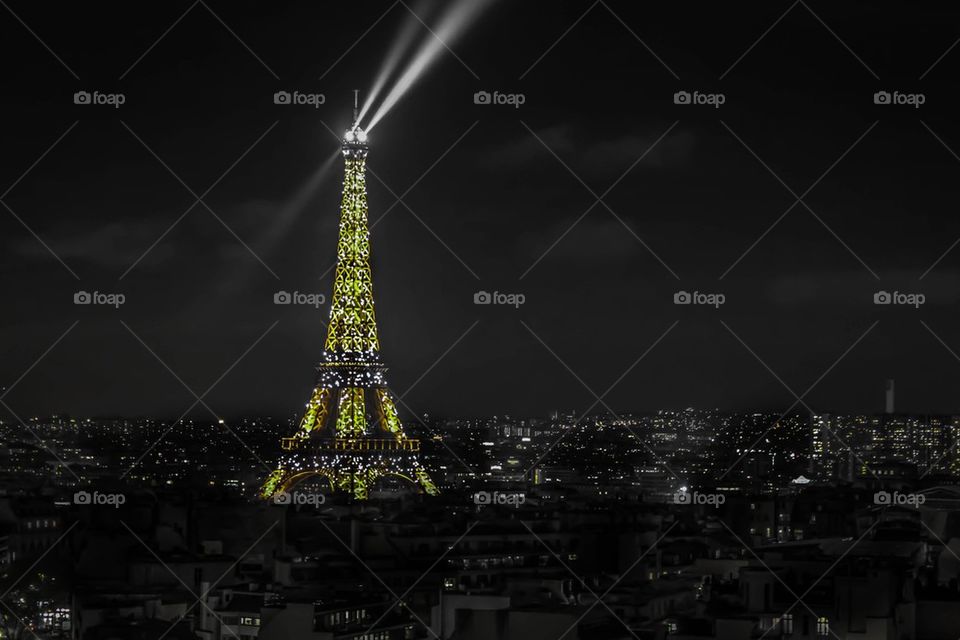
[261,104,438,501]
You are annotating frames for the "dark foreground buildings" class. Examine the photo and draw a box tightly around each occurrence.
[3,408,960,639]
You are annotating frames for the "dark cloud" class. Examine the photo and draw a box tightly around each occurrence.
[483,123,696,177]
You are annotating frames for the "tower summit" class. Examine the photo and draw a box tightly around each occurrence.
[261,105,438,501]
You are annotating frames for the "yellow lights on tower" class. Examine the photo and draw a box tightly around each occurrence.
[324,157,380,355]
[259,116,437,502]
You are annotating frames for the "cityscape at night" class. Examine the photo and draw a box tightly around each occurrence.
[4,1,960,639]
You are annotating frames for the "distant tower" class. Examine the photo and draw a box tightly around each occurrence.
[260,104,438,501]
[885,379,895,414]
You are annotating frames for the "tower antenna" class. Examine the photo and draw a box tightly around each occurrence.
[353,89,359,125]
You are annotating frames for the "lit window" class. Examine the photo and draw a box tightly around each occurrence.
[781,613,793,634]
[817,617,829,637]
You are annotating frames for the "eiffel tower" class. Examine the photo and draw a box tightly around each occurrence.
[261,104,438,501]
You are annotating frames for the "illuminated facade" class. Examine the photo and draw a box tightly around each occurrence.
[810,413,960,480]
[261,118,438,500]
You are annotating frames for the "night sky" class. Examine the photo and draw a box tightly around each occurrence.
[3,1,960,420]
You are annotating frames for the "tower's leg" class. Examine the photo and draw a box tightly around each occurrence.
[261,468,285,499]
[336,387,368,437]
[295,387,332,438]
[414,465,439,496]
[375,388,405,438]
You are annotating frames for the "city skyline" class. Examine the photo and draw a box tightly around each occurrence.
[4,3,960,639]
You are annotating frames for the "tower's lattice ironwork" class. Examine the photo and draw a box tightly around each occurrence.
[260,117,438,501]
